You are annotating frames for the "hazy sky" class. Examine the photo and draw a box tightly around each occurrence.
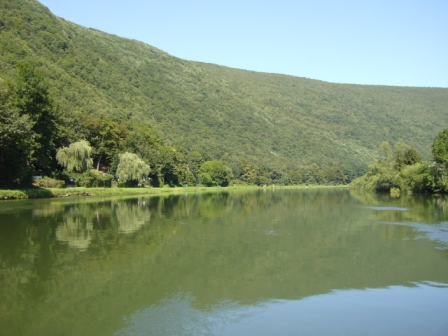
[38,0,448,87]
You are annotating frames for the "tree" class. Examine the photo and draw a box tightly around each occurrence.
[432,129,448,165]
[394,139,422,171]
[378,141,393,164]
[188,151,204,182]
[199,161,232,187]
[431,129,448,192]
[116,152,150,186]
[56,140,93,173]
[80,115,127,171]
[13,63,61,175]
[0,79,34,186]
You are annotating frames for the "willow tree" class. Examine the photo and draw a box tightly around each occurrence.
[56,140,93,173]
[116,152,150,185]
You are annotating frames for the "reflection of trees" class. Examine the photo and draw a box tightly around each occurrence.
[1,189,448,335]
[350,190,448,223]
[115,199,151,233]
[56,216,93,250]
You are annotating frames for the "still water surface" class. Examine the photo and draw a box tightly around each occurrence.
[1,188,448,335]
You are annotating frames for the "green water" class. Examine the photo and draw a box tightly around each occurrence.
[1,188,448,336]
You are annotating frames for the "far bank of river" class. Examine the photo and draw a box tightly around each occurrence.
[0,185,348,200]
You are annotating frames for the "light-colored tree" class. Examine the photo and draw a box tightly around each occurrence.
[56,140,93,173]
[116,152,150,184]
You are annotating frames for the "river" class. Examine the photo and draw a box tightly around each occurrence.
[1,188,447,335]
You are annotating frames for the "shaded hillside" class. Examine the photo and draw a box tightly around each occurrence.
[1,0,447,181]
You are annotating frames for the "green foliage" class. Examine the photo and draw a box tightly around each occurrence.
[79,115,127,171]
[33,176,65,188]
[0,79,34,187]
[241,164,269,186]
[116,152,150,186]
[75,170,113,187]
[351,140,423,193]
[56,140,93,173]
[199,172,213,187]
[430,128,448,191]
[12,62,61,175]
[432,129,448,165]
[1,0,448,187]
[378,141,393,164]
[395,162,432,194]
[188,151,204,183]
[351,133,448,194]
[199,161,232,187]
[394,139,422,171]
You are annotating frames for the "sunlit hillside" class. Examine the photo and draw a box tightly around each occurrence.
[1,0,447,182]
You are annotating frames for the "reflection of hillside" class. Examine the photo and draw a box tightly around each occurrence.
[1,189,448,335]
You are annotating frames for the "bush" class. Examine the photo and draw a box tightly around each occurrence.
[33,177,65,188]
[75,170,113,187]
[396,162,432,194]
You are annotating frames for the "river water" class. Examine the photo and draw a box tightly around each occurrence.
[1,188,447,335]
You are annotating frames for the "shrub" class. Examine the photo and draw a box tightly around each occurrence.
[75,170,113,187]
[33,177,65,188]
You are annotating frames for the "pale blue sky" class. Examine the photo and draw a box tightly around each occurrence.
[38,0,448,87]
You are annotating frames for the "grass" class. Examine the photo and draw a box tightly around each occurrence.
[0,184,348,200]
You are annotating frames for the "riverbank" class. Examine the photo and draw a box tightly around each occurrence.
[0,184,348,200]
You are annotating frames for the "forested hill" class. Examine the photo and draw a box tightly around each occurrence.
[1,0,448,184]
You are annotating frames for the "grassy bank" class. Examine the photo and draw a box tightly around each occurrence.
[0,184,348,200]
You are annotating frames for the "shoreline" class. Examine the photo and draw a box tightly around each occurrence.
[0,185,348,200]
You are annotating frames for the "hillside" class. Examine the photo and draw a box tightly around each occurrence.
[1,0,448,184]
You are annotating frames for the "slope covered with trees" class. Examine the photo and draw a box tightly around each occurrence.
[1,0,447,187]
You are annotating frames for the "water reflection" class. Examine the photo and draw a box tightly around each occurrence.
[56,217,93,250]
[117,282,448,336]
[0,189,448,335]
[380,221,448,250]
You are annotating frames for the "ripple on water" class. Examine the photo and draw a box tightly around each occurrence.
[380,221,448,249]
[365,206,411,211]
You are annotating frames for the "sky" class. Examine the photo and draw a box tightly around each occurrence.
[38,0,448,88]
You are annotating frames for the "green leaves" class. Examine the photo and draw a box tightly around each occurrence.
[0,79,34,186]
[13,62,61,175]
[2,0,448,187]
[56,140,93,173]
[432,129,448,165]
[116,152,150,185]
[199,161,232,187]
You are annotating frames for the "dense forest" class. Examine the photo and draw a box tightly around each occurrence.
[1,0,447,188]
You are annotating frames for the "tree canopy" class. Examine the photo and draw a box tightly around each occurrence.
[432,129,448,165]
[56,140,93,173]
[199,161,233,187]
[116,152,150,185]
